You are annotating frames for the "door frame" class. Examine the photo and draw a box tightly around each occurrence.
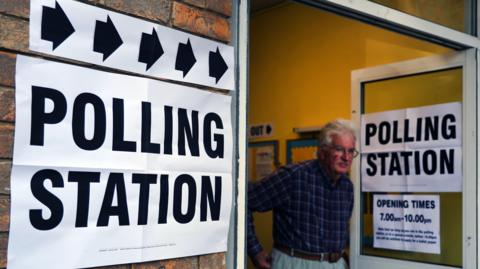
[315,0,480,48]
[350,50,477,269]
[235,0,480,267]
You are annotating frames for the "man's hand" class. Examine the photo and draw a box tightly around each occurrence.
[253,250,272,269]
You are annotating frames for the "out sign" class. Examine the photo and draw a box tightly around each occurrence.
[249,124,273,138]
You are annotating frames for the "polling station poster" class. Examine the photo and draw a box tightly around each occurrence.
[361,102,462,192]
[373,195,440,254]
[8,55,233,269]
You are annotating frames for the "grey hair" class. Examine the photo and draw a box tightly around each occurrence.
[318,119,357,147]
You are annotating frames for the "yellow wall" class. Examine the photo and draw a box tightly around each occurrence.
[249,2,451,163]
[248,2,452,267]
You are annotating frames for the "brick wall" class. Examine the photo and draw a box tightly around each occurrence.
[0,0,232,268]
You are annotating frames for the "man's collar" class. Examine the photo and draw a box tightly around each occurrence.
[316,160,348,186]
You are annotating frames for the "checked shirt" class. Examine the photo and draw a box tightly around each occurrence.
[247,159,354,256]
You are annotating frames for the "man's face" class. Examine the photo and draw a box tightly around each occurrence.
[319,133,356,180]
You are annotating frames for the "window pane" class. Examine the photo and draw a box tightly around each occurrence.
[361,68,463,267]
[369,0,475,34]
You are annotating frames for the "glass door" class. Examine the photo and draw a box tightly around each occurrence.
[350,50,476,269]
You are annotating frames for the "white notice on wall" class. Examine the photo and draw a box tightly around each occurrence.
[254,146,276,179]
[29,0,234,90]
[8,55,233,269]
[373,194,440,254]
[361,102,462,192]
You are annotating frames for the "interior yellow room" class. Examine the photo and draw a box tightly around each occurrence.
[247,2,453,268]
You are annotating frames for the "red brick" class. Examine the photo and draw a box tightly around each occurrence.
[0,14,29,53]
[0,52,16,88]
[206,0,231,17]
[0,0,29,18]
[87,0,106,4]
[132,256,198,269]
[0,123,13,159]
[0,233,7,268]
[102,0,171,23]
[172,2,230,42]
[0,161,11,195]
[199,252,226,269]
[0,88,14,122]
[183,0,206,8]
[0,197,9,232]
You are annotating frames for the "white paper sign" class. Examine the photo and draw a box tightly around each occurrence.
[373,195,440,254]
[29,0,234,90]
[254,147,275,179]
[8,55,233,269]
[361,103,462,192]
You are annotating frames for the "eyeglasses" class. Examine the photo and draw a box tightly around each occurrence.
[329,145,359,158]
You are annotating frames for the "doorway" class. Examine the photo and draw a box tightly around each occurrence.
[247,2,475,269]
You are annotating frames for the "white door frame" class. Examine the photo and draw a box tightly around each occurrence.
[322,0,480,48]
[350,50,477,269]
[231,0,249,268]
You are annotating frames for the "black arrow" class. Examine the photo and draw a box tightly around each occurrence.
[41,1,75,50]
[175,39,196,78]
[138,28,164,71]
[93,15,123,61]
[266,125,272,135]
[209,47,228,83]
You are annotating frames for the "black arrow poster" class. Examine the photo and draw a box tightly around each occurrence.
[30,0,234,90]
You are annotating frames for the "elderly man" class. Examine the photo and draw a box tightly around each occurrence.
[247,119,357,269]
